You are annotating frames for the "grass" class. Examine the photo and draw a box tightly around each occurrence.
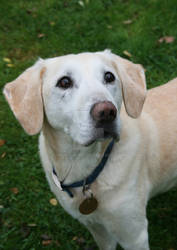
[0,0,177,249]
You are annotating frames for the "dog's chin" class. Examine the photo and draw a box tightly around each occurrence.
[82,130,120,147]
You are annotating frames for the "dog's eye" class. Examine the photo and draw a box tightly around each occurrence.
[104,72,115,83]
[56,76,73,89]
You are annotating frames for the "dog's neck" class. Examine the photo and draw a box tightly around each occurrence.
[42,121,110,185]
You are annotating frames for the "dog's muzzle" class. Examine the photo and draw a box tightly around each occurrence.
[90,101,118,141]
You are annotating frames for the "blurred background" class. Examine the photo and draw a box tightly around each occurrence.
[0,0,177,249]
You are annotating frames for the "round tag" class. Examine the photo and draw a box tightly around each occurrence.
[79,197,98,215]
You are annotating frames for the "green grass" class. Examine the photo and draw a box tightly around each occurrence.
[0,0,177,249]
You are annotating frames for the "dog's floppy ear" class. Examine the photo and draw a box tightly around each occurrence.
[113,54,146,118]
[3,60,46,135]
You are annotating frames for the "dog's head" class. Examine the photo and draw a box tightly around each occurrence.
[3,50,146,146]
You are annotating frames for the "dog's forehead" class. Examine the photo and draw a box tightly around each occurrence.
[45,52,114,75]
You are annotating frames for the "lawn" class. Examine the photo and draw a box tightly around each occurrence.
[0,0,177,249]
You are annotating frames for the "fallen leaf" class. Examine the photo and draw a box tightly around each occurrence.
[49,21,55,26]
[10,187,19,194]
[158,36,175,44]
[1,152,6,158]
[73,236,85,245]
[78,1,84,7]
[158,37,164,43]
[3,57,11,63]
[107,25,112,29]
[72,236,78,241]
[41,234,52,240]
[42,240,52,246]
[28,223,37,227]
[0,139,5,147]
[123,50,132,57]
[49,198,58,206]
[7,64,14,67]
[123,19,133,24]
[164,36,175,43]
[38,33,45,38]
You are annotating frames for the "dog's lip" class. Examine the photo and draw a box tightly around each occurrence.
[104,130,120,141]
[97,123,119,140]
[83,128,119,147]
[84,139,96,147]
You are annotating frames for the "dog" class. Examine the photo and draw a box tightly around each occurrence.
[3,50,177,250]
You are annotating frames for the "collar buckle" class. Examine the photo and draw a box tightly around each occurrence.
[52,169,63,191]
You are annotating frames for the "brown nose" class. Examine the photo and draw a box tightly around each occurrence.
[90,101,117,123]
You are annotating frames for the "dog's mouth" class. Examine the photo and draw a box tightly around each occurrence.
[84,123,120,147]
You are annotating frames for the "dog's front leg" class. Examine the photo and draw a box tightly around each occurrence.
[87,222,117,250]
[120,226,149,250]
[113,212,149,250]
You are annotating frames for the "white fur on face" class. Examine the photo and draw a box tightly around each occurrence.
[42,51,122,145]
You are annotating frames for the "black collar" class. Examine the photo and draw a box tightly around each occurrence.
[52,139,114,198]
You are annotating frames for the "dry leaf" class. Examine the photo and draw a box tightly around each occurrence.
[158,37,164,43]
[28,223,37,227]
[50,198,58,206]
[49,21,55,26]
[41,234,52,240]
[72,236,85,245]
[3,57,11,63]
[10,187,19,194]
[7,63,14,67]
[158,36,175,44]
[1,152,6,158]
[78,1,84,7]
[42,240,52,246]
[38,33,45,38]
[123,19,133,24]
[107,25,112,29]
[123,50,132,57]
[0,139,5,147]
[72,236,78,241]
[164,36,175,43]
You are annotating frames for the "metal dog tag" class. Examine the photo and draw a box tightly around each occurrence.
[79,196,98,215]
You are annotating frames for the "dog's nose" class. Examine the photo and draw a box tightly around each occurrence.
[90,101,117,123]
